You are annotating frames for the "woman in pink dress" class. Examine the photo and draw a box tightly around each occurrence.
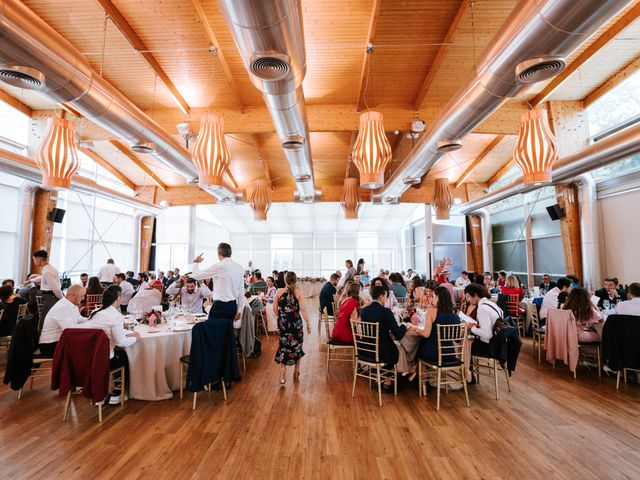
[563,287,603,342]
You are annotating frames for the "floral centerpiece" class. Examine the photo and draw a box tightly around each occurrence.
[139,308,163,326]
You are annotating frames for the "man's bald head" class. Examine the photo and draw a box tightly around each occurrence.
[67,284,86,306]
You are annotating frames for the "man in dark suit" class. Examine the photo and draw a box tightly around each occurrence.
[595,277,627,309]
[359,285,407,393]
[319,274,339,315]
[539,274,556,293]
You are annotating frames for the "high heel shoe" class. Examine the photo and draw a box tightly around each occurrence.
[279,370,286,385]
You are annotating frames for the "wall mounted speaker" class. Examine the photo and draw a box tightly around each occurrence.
[546,204,564,221]
[49,208,66,223]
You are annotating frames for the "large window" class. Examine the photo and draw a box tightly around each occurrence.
[432,213,467,280]
[153,206,191,272]
[0,172,24,280]
[0,100,29,153]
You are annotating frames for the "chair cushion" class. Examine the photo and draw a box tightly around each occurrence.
[328,338,353,346]
[179,355,190,364]
[419,355,461,367]
[33,353,53,360]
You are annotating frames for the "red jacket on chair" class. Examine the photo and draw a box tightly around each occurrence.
[51,328,111,402]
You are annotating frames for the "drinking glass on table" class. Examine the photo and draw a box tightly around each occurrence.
[603,299,611,311]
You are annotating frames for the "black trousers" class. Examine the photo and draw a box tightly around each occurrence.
[39,341,57,357]
[209,300,237,321]
[39,291,59,327]
[471,340,491,357]
[109,348,129,397]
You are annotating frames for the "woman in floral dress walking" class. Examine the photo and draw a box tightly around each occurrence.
[273,271,311,385]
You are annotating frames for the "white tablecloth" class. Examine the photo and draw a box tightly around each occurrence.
[299,281,323,298]
[125,323,193,401]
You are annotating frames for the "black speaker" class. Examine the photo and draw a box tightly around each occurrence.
[49,208,66,223]
[546,204,564,221]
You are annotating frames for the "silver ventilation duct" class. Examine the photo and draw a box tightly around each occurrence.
[459,123,640,215]
[218,0,318,202]
[376,0,633,203]
[0,0,239,203]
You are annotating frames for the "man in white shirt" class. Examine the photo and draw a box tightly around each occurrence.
[455,271,471,287]
[540,277,572,320]
[97,258,120,286]
[192,242,244,321]
[114,273,134,313]
[38,284,87,356]
[166,276,211,313]
[615,282,640,316]
[464,284,503,358]
[29,249,63,322]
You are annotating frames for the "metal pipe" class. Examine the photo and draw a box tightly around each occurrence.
[460,122,640,214]
[218,0,318,201]
[473,208,493,274]
[575,174,601,291]
[376,0,633,202]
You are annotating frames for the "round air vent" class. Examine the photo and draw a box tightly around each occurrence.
[282,135,305,150]
[131,142,156,154]
[250,54,290,81]
[403,176,421,186]
[437,139,463,152]
[295,174,311,183]
[0,66,45,90]
[516,57,566,84]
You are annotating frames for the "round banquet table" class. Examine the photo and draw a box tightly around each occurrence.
[298,280,323,298]
[125,323,193,401]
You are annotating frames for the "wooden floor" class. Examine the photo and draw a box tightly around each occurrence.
[1,299,640,480]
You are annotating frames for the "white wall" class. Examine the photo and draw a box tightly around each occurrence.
[598,187,640,284]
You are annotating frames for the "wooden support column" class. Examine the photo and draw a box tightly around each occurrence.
[30,188,58,274]
[467,215,484,275]
[139,216,155,272]
[556,184,583,280]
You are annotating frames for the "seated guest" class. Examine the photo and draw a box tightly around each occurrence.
[418,280,439,309]
[360,270,371,285]
[563,287,603,343]
[127,281,162,313]
[409,286,460,363]
[2,279,15,290]
[594,277,627,309]
[86,276,104,296]
[540,277,572,320]
[331,282,360,344]
[406,269,418,281]
[566,275,580,289]
[148,273,162,286]
[166,276,211,313]
[360,286,408,391]
[0,285,28,337]
[80,273,89,288]
[157,271,166,285]
[113,273,134,313]
[497,271,507,288]
[501,274,524,301]
[389,273,407,299]
[163,270,176,287]
[557,291,568,308]
[464,283,503,357]
[85,285,140,403]
[125,271,138,288]
[353,274,364,289]
[539,274,556,294]
[455,271,471,287]
[137,272,149,288]
[482,272,496,292]
[615,282,640,316]
[39,284,87,356]
[319,274,339,315]
[408,276,425,303]
[248,271,268,295]
[370,277,398,309]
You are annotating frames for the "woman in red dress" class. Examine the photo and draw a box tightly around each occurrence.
[331,282,360,344]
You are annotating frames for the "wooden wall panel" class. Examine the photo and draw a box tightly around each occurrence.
[29,188,58,274]
[139,216,155,272]
[556,184,583,281]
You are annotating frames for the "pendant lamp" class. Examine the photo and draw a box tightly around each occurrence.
[35,117,80,189]
[351,111,392,189]
[192,114,230,187]
[513,109,558,185]
[340,177,360,219]
[433,178,453,220]
[250,179,271,221]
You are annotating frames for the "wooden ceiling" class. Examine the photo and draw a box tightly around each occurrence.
[1,0,639,205]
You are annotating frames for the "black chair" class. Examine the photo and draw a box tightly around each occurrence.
[602,314,640,389]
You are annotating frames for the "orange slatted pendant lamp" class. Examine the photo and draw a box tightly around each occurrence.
[340,177,360,219]
[192,114,230,188]
[35,117,80,189]
[351,111,392,189]
[513,109,559,185]
[250,179,271,221]
[433,178,453,220]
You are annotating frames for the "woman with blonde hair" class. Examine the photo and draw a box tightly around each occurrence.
[273,271,311,385]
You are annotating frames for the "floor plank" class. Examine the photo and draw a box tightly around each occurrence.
[1,299,640,479]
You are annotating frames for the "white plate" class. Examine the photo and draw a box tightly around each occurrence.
[147,327,162,333]
[172,325,192,332]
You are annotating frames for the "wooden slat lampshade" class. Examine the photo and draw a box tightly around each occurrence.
[249,179,271,221]
[35,117,80,189]
[192,114,230,187]
[340,177,360,219]
[351,111,392,189]
[433,178,453,220]
[513,109,558,185]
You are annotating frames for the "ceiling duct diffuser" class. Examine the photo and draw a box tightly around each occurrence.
[515,57,566,84]
[131,142,156,154]
[0,66,45,89]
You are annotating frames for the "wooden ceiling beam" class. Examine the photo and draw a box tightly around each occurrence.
[486,158,515,187]
[224,167,239,190]
[109,140,168,191]
[531,3,640,108]
[355,0,382,112]
[95,0,190,115]
[0,90,33,117]
[452,134,505,189]
[412,0,470,110]
[190,0,247,110]
[79,147,138,190]
[583,54,640,107]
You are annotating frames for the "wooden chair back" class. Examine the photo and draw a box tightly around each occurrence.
[529,302,540,330]
[85,294,103,312]
[17,303,28,321]
[435,323,466,367]
[350,318,379,364]
[505,294,521,317]
[253,286,268,294]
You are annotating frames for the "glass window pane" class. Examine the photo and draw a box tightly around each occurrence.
[412,221,426,246]
[413,246,426,273]
[433,223,464,243]
[531,212,561,237]
[433,245,466,280]
[532,237,565,275]
[492,241,527,273]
